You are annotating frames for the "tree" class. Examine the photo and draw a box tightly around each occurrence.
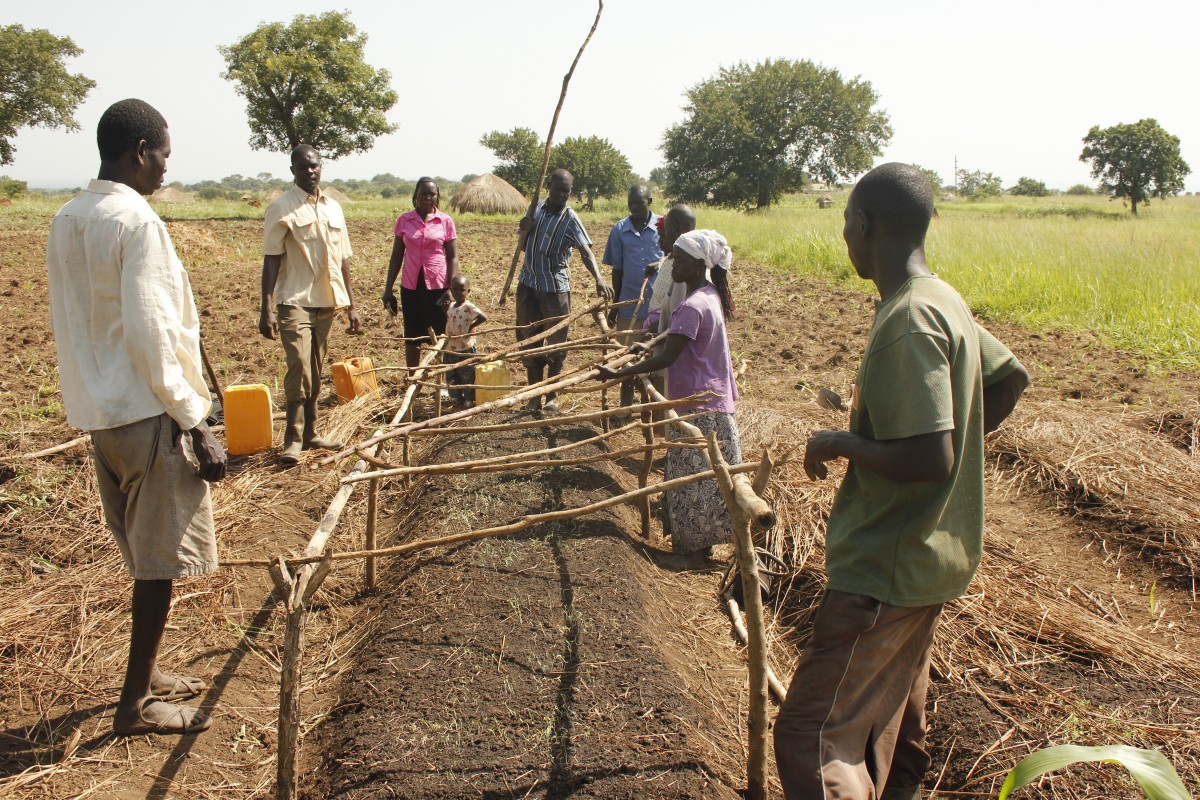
[956,169,1003,199]
[1010,177,1050,197]
[551,136,633,210]
[0,25,95,166]
[219,11,397,158]
[1065,183,1095,196]
[662,59,891,210]
[1080,118,1190,215]
[647,166,671,192]
[480,127,543,196]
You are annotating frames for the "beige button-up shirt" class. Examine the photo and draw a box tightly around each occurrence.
[46,180,211,431]
[263,185,353,308]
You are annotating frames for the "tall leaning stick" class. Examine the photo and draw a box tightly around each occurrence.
[497,1,604,306]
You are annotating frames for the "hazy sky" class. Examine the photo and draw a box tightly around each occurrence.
[6,0,1198,192]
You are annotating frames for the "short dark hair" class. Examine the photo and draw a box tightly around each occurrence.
[412,176,439,205]
[665,203,696,232]
[850,163,935,240]
[97,99,168,162]
[290,144,320,165]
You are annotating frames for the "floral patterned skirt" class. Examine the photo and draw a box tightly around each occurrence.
[664,411,742,554]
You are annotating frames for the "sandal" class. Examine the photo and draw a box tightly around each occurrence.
[114,697,211,736]
[152,674,207,701]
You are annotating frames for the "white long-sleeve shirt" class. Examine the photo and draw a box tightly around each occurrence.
[47,180,211,432]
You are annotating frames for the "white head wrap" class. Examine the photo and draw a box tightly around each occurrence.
[674,229,732,272]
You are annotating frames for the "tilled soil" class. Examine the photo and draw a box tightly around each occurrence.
[1,210,1197,799]
[307,424,745,799]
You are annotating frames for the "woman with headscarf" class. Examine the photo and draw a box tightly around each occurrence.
[596,229,740,557]
[382,177,459,370]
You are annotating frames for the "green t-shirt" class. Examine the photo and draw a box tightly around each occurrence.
[825,275,1020,607]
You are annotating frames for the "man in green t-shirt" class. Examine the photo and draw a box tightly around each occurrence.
[774,163,1029,800]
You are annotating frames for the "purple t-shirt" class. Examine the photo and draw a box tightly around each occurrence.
[667,284,738,413]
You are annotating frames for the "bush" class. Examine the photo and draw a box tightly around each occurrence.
[1010,177,1050,197]
[1065,184,1095,196]
[0,176,27,199]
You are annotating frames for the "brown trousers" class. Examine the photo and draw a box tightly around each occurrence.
[277,304,334,402]
[515,284,570,371]
[774,590,941,800]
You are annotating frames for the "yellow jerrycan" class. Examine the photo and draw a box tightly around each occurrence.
[332,357,379,404]
[223,384,273,456]
[474,361,511,404]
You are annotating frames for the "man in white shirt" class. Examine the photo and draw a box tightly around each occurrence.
[259,145,361,463]
[46,99,226,735]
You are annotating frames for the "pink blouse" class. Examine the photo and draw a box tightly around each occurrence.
[395,208,457,290]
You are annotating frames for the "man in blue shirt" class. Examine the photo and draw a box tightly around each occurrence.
[516,169,612,414]
[603,184,663,411]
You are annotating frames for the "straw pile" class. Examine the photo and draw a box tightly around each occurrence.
[989,400,1200,580]
[450,173,528,215]
[0,395,400,798]
[149,187,194,203]
[735,405,1200,798]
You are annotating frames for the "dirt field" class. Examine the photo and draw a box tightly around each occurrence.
[1,211,1198,799]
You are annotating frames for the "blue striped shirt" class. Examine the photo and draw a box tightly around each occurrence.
[518,202,593,293]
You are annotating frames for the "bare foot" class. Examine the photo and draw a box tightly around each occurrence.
[150,671,207,701]
[114,697,211,736]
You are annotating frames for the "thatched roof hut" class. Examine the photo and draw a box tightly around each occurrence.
[450,173,528,215]
[150,187,194,203]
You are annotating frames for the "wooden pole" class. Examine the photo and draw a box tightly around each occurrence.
[707,432,770,800]
[344,413,700,483]
[347,434,701,485]
[364,478,378,593]
[224,461,762,569]
[593,308,614,433]
[400,396,696,436]
[269,551,332,800]
[267,338,447,795]
[723,592,787,703]
[425,300,607,379]
[498,1,605,305]
[199,337,224,409]
[318,332,668,466]
[637,382,654,538]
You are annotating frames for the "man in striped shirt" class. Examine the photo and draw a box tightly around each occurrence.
[516,169,612,414]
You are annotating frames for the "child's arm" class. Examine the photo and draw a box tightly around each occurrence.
[469,309,489,330]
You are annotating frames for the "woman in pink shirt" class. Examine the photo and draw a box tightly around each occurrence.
[382,177,460,368]
[597,230,741,557]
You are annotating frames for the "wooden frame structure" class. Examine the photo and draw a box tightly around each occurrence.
[224,313,781,800]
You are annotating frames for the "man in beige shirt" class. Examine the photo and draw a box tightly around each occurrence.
[47,98,226,735]
[259,144,361,463]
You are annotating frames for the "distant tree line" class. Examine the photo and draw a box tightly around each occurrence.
[5,11,1193,216]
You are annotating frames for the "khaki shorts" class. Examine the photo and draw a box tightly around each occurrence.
[91,414,218,580]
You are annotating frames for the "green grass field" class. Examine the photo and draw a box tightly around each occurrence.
[695,193,1200,372]
[5,191,1197,371]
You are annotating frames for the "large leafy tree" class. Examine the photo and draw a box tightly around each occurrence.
[956,169,1003,199]
[662,59,891,210]
[479,127,543,196]
[1080,118,1189,215]
[0,25,94,166]
[552,136,633,210]
[219,11,397,158]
